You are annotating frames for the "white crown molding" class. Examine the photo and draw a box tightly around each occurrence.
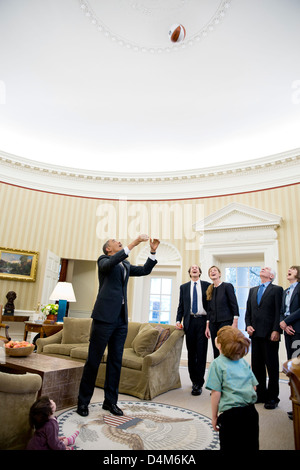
[0,148,299,200]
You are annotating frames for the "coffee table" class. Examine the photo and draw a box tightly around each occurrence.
[0,353,84,410]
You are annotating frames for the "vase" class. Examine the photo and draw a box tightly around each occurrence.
[44,314,57,323]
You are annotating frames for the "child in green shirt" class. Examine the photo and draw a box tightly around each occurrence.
[206,325,259,451]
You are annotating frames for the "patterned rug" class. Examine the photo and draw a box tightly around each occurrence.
[57,401,219,451]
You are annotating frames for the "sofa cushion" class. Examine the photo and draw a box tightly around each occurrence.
[43,343,87,356]
[153,326,170,351]
[122,348,143,370]
[131,323,160,358]
[70,345,89,361]
[62,317,92,344]
[70,345,108,363]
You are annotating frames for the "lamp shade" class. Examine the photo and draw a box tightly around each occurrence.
[49,282,76,302]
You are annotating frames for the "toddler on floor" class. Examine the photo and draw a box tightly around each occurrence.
[27,396,79,450]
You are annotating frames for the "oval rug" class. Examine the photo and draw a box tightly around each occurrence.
[57,401,219,450]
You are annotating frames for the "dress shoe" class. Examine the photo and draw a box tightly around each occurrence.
[287,411,293,420]
[76,404,89,417]
[102,401,123,416]
[264,400,279,410]
[191,384,202,396]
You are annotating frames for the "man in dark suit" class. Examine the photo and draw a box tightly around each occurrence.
[176,265,210,396]
[280,266,300,360]
[77,234,159,417]
[245,267,283,409]
[279,266,300,420]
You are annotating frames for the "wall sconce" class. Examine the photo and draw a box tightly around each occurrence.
[49,282,76,322]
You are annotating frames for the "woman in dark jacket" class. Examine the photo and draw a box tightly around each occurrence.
[205,266,239,358]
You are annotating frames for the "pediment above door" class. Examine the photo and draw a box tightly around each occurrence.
[194,202,282,233]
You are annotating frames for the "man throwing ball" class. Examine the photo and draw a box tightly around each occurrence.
[77,234,160,417]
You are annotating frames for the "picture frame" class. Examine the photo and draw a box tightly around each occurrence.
[0,247,39,282]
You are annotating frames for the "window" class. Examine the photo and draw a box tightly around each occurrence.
[225,266,260,332]
[148,277,172,324]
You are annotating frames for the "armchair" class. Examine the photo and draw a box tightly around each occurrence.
[0,371,42,450]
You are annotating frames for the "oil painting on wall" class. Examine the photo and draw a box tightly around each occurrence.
[0,248,38,281]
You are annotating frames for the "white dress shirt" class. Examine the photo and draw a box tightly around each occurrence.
[190,279,206,315]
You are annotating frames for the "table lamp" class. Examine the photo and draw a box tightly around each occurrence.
[49,282,76,322]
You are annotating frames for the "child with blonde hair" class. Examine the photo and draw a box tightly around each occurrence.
[206,326,259,451]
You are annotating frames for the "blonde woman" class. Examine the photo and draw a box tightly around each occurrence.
[205,266,239,358]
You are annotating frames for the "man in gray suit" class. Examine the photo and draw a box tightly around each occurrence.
[245,267,283,409]
[77,234,159,417]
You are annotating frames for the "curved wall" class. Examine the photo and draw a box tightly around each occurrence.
[0,148,299,312]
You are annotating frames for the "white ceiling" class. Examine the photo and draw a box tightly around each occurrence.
[0,0,300,174]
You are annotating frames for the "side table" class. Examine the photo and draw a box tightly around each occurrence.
[23,321,63,341]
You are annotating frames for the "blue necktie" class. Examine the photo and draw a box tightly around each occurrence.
[192,282,198,314]
[257,284,264,305]
[285,287,292,315]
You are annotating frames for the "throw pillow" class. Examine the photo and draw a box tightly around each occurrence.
[153,326,170,351]
[62,317,92,344]
[132,323,160,358]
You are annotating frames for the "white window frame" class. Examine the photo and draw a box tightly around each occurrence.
[131,242,182,324]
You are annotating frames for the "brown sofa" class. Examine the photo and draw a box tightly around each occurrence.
[0,371,42,450]
[36,317,184,400]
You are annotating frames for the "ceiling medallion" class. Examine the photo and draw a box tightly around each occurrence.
[79,0,232,53]
[124,0,189,17]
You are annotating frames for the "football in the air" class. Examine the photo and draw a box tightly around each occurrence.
[168,24,186,43]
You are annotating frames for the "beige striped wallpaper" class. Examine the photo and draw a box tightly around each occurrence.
[0,181,299,311]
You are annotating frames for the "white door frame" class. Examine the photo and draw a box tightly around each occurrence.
[40,250,61,306]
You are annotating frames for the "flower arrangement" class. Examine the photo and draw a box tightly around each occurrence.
[41,303,59,316]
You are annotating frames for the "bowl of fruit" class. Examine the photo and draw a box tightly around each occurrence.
[5,340,35,356]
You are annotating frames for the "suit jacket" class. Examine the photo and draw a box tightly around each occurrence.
[245,283,283,338]
[207,282,239,323]
[92,248,157,323]
[176,280,210,331]
[280,283,300,333]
